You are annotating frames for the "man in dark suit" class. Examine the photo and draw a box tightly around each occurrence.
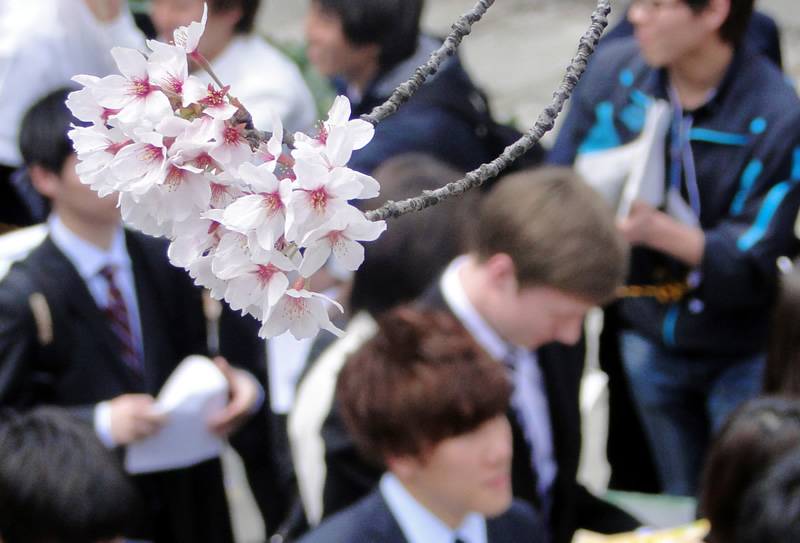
[0,87,260,542]
[294,167,642,543]
[297,306,543,543]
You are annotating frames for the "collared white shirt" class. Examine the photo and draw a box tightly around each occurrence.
[380,473,486,543]
[49,215,143,447]
[440,256,557,497]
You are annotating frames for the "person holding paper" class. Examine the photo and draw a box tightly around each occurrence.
[548,0,800,497]
[0,87,260,543]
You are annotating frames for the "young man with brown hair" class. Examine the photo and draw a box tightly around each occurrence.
[297,306,543,543]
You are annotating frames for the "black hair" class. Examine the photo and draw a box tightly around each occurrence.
[0,407,139,543]
[18,86,87,174]
[316,0,423,70]
[683,0,753,44]
[211,0,261,34]
[349,153,479,317]
[735,447,800,543]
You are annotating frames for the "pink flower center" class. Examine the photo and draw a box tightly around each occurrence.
[128,77,153,99]
[165,165,185,191]
[137,143,163,165]
[106,138,132,156]
[309,188,328,214]
[317,122,329,145]
[283,296,310,321]
[164,74,184,95]
[194,152,214,171]
[210,183,231,203]
[254,264,280,289]
[260,193,283,216]
[223,124,245,146]
[200,84,229,108]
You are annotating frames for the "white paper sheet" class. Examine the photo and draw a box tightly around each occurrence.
[125,355,229,474]
[575,100,671,218]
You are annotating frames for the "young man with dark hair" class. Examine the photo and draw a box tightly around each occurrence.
[149,0,317,133]
[297,306,543,543]
[549,0,800,496]
[0,406,138,543]
[0,86,260,543]
[304,0,543,176]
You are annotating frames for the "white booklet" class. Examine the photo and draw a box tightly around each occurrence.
[125,355,228,474]
[575,100,672,218]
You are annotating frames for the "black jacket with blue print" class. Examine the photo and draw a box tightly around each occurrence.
[549,37,800,356]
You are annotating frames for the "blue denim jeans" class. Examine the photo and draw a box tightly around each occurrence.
[619,331,765,496]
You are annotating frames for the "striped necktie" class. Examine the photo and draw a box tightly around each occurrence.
[99,265,143,381]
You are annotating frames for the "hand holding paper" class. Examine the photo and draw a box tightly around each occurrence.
[207,356,261,437]
[125,355,229,474]
[109,393,167,445]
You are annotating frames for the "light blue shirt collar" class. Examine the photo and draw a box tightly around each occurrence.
[48,214,130,285]
[380,473,486,543]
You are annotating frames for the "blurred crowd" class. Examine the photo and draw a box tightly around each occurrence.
[1,1,800,543]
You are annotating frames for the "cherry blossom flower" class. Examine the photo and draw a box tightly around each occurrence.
[146,40,207,107]
[220,162,292,251]
[67,75,120,124]
[298,207,386,277]
[260,289,344,340]
[172,3,208,62]
[91,47,173,125]
[216,245,296,319]
[65,5,386,341]
[285,159,366,240]
[120,161,211,236]
[197,84,238,120]
[207,118,252,169]
[69,123,131,196]
[109,127,168,195]
[293,95,374,168]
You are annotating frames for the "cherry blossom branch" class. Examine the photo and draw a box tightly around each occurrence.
[364,0,612,223]
[361,0,495,126]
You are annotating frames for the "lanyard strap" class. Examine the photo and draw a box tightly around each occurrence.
[667,84,703,218]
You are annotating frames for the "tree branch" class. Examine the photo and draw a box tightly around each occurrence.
[361,0,496,126]
[364,0,611,223]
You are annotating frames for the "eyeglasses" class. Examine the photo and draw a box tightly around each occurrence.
[629,0,685,12]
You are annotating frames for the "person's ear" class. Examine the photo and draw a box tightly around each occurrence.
[218,5,243,31]
[27,164,60,199]
[702,0,731,36]
[483,253,518,293]
[386,453,421,482]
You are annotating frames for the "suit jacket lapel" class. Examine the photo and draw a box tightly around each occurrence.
[126,231,169,393]
[361,490,409,543]
[34,237,140,390]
